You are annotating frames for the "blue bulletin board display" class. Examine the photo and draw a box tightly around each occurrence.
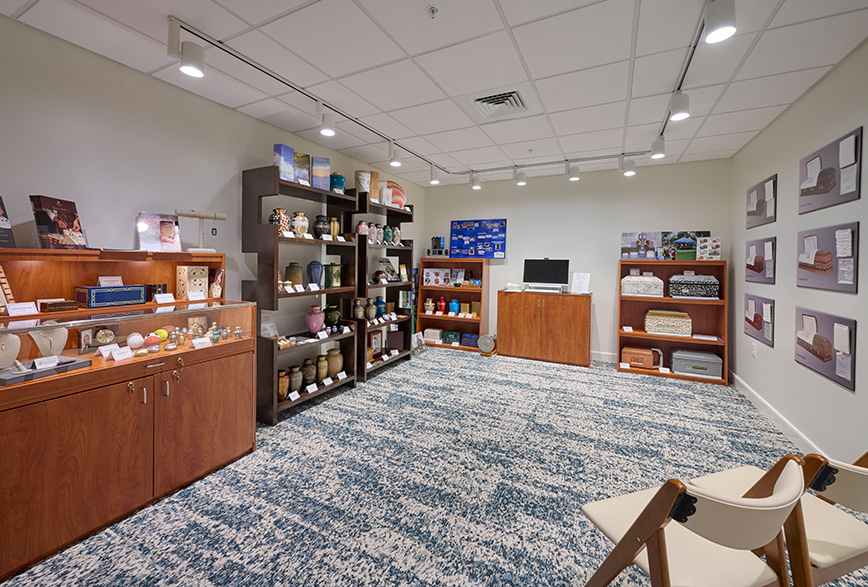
[449,218,507,259]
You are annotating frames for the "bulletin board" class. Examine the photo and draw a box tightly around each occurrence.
[449,218,507,259]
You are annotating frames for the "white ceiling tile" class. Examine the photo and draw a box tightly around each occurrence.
[394,170,430,185]
[153,59,268,108]
[424,127,493,152]
[772,1,868,27]
[295,128,366,151]
[276,91,317,117]
[339,60,445,111]
[479,170,514,182]
[1,0,28,16]
[237,97,290,117]
[536,61,630,113]
[426,153,463,168]
[714,67,830,113]
[626,138,691,158]
[625,123,660,146]
[73,0,248,44]
[226,30,327,88]
[449,146,510,166]
[509,154,563,166]
[687,131,758,153]
[559,128,623,153]
[636,0,703,56]
[415,32,527,97]
[498,0,601,27]
[238,98,319,132]
[389,100,473,135]
[19,0,172,73]
[261,0,403,78]
[676,84,726,118]
[358,113,416,140]
[513,0,633,79]
[525,165,563,177]
[339,144,389,165]
[335,121,385,144]
[737,11,868,80]
[679,149,738,162]
[662,116,702,141]
[698,105,787,137]
[356,0,503,55]
[499,138,562,160]
[205,44,288,96]
[481,115,554,144]
[631,49,688,98]
[682,33,755,90]
[733,0,781,34]
[214,0,308,25]
[305,80,380,117]
[550,102,626,136]
[627,94,670,126]
[563,147,623,161]
[396,136,441,156]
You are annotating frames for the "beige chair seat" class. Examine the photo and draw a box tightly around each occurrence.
[582,486,779,587]
[691,465,868,569]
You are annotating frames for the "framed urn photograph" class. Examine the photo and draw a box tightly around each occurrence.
[368,330,383,357]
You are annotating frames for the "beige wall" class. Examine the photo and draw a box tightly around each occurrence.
[423,160,732,360]
[729,39,868,460]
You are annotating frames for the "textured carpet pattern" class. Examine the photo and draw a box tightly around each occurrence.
[5,350,866,586]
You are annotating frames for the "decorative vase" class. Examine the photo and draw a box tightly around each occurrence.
[326,348,343,378]
[356,220,368,235]
[392,226,401,245]
[270,208,290,233]
[424,298,435,313]
[324,263,342,288]
[316,355,328,383]
[367,222,376,239]
[277,370,289,401]
[290,211,308,237]
[324,304,341,328]
[389,181,406,209]
[289,365,303,393]
[355,170,371,194]
[353,298,365,319]
[365,298,377,320]
[329,217,340,240]
[449,299,460,314]
[307,260,323,287]
[376,224,384,243]
[330,172,345,193]
[301,358,316,387]
[375,296,386,317]
[313,214,329,239]
[306,305,325,334]
[383,225,393,245]
[437,297,447,313]
[284,262,304,287]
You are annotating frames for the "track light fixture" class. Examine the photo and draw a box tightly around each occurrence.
[316,101,335,137]
[514,168,527,186]
[471,173,482,190]
[430,164,440,185]
[651,136,666,159]
[704,0,737,44]
[566,162,580,181]
[179,41,205,78]
[669,91,690,121]
[389,141,401,167]
[623,160,636,177]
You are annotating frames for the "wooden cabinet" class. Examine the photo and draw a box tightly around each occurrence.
[417,257,489,352]
[497,291,591,366]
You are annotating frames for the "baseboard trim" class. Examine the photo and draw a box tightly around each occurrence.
[592,351,617,363]
[730,371,823,455]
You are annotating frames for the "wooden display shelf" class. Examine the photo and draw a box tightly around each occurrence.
[361,314,410,330]
[276,375,356,411]
[365,349,411,374]
[424,341,480,353]
[366,280,413,290]
[0,298,226,326]
[619,295,724,306]
[617,364,726,385]
[278,235,356,247]
[362,242,413,251]
[418,313,481,324]
[420,285,483,293]
[277,286,356,299]
[346,189,414,224]
[243,166,357,207]
[274,328,356,355]
[619,329,725,346]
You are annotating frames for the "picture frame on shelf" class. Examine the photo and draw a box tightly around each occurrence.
[422,268,450,286]
[399,264,409,282]
[377,258,399,281]
[368,330,382,357]
[451,268,465,284]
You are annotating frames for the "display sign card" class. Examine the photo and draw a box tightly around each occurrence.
[321,235,333,241]
[309,284,320,291]
[435,311,443,316]
[425,311,433,315]
[187,291,206,301]
[282,231,294,239]
[390,349,399,356]
[659,367,671,374]
[336,236,346,242]
[260,313,278,338]
[622,326,633,332]
[302,233,314,240]
[98,343,120,357]
[619,362,630,369]
[7,302,38,316]
[389,324,398,332]
[448,312,456,316]
[336,371,347,380]
[451,342,459,347]
[154,293,176,304]
[98,276,124,287]
[450,218,507,259]
[316,331,328,339]
[110,347,134,362]
[156,305,176,313]
[322,377,333,386]
[288,391,300,401]
[34,356,60,369]
[294,284,305,292]
[192,337,212,349]
[570,272,591,294]
[366,362,373,369]
[305,383,318,393]
[8,319,39,328]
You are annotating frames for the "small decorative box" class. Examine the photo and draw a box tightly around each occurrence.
[671,349,723,379]
[74,285,146,308]
[423,328,443,343]
[443,331,461,344]
[176,266,208,300]
[461,333,479,348]
[621,346,662,369]
[620,275,663,297]
[645,310,692,336]
[668,274,719,298]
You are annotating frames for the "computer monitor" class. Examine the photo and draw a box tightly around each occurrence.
[523,259,569,290]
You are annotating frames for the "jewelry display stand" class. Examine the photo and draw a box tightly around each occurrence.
[0,333,21,369]
[0,356,92,386]
[28,323,68,357]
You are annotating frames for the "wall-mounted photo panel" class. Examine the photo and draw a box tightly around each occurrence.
[795,307,856,391]
[744,293,774,347]
[746,174,777,229]
[797,222,858,293]
[746,237,776,283]
[799,127,862,214]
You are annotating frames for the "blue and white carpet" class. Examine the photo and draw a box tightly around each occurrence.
[6,349,866,586]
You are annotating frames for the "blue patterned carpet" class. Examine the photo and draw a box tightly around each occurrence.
[5,349,866,586]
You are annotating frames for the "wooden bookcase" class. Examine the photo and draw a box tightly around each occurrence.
[617,259,728,385]
[417,257,489,352]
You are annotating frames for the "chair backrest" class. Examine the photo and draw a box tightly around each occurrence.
[679,459,804,550]
[818,458,868,513]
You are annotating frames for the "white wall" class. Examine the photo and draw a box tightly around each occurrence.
[730,39,868,461]
[0,15,426,312]
[423,160,732,360]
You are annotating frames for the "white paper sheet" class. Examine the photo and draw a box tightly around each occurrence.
[748,189,758,210]
[749,244,757,258]
[834,323,850,354]
[570,272,590,294]
[762,303,772,323]
[763,322,772,341]
[747,299,756,314]
[766,197,775,218]
[841,163,857,195]
[835,229,853,257]
[802,156,821,188]
[839,134,857,167]
[838,258,854,285]
[764,241,773,260]
[836,353,852,381]
[765,259,774,278]
[764,180,775,200]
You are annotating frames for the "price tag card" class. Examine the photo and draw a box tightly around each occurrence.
[282,231,294,239]
[683,270,695,277]
[458,313,467,319]
[378,318,386,324]
[305,383,318,393]
[156,305,176,313]
[154,293,176,304]
[294,284,305,293]
[642,272,654,277]
[382,354,389,361]
[341,325,351,334]
[368,239,375,245]
[622,326,633,332]
[659,367,671,374]
[98,276,123,287]
[316,331,329,339]
[390,313,397,320]
[448,312,456,316]
[186,291,206,301]
[629,268,641,276]
[321,235,333,241]
[336,371,347,380]
[309,284,320,291]
[98,343,121,358]
[302,233,314,240]
[8,319,39,328]
[451,342,459,347]
[366,362,373,370]
[110,347,134,362]
[425,311,433,315]
[192,337,213,349]
[7,302,39,316]
[322,377,333,386]
[389,324,398,332]
[188,303,206,310]
[288,391,300,401]
[33,356,60,369]
[390,349,399,356]
[619,362,630,369]
[336,236,346,242]
[435,311,443,316]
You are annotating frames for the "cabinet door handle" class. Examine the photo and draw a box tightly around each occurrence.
[543,299,545,307]
[146,362,165,368]
[143,387,147,404]
[164,381,170,397]
[538,299,540,307]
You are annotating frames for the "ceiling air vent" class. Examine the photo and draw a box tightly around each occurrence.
[473,90,528,120]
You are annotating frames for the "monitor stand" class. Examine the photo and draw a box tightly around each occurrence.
[523,285,563,293]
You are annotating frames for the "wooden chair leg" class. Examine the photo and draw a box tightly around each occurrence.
[646,529,671,587]
[761,531,788,587]
[784,501,814,587]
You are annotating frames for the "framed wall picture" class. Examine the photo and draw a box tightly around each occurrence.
[796,222,858,293]
[745,237,776,284]
[746,174,777,229]
[29,195,88,250]
[744,293,774,347]
[799,127,862,214]
[0,196,15,247]
[794,307,856,391]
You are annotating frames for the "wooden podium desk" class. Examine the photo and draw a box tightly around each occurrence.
[497,290,591,366]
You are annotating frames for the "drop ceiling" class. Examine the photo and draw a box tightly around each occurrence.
[5,0,868,187]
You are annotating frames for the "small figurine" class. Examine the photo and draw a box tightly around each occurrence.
[210,331,220,344]
[234,327,243,339]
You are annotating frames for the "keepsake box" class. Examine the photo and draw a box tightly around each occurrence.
[443,330,461,344]
[423,328,443,343]
[621,346,662,369]
[461,333,479,348]
[645,310,692,336]
[74,285,146,308]
[668,274,719,298]
[620,275,663,297]
[671,349,723,379]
